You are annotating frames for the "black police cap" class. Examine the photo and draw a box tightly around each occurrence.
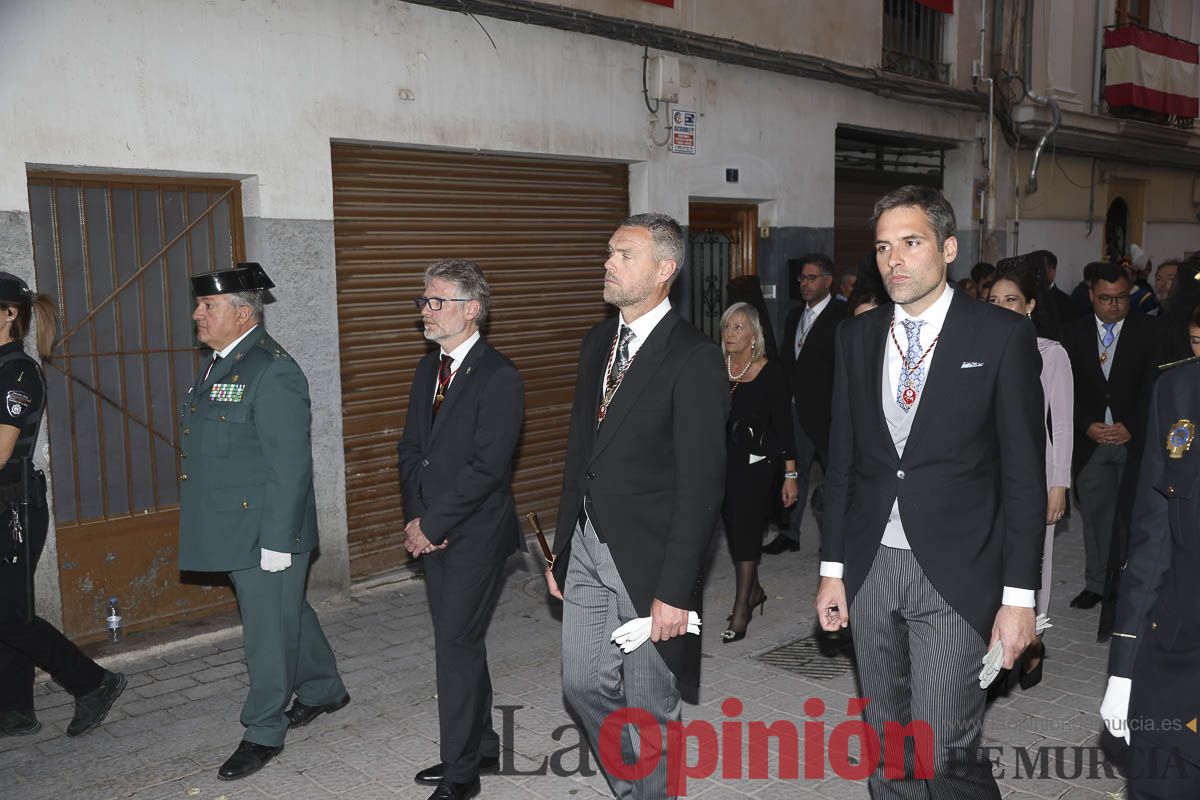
[0,272,34,305]
[190,262,276,298]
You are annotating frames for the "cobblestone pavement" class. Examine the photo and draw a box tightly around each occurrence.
[2,508,1128,799]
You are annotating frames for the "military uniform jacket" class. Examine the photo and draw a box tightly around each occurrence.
[1109,358,1200,759]
[178,327,319,572]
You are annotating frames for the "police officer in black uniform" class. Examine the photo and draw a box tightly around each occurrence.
[1102,346,1200,797]
[0,271,126,737]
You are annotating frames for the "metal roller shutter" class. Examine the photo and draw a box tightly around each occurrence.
[331,144,628,578]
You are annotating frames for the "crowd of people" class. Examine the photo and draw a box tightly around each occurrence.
[2,188,1197,800]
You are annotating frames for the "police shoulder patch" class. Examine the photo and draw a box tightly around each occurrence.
[6,390,31,417]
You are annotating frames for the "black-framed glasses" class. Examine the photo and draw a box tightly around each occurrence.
[413,296,470,311]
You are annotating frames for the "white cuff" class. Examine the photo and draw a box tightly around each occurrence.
[1002,587,1036,607]
[819,561,844,579]
[260,548,293,573]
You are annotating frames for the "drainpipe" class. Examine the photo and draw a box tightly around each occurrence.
[1023,89,1061,194]
[1092,0,1106,113]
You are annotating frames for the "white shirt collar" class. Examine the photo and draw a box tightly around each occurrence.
[216,325,259,359]
[894,282,954,332]
[619,296,672,344]
[807,293,832,318]
[441,330,481,368]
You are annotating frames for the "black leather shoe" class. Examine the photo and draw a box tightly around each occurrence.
[415,756,500,785]
[285,692,350,728]
[0,709,41,736]
[67,671,126,737]
[427,778,481,800]
[761,535,799,555]
[1070,590,1102,609]
[218,740,283,781]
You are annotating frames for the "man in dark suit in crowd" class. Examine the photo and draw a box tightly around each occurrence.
[1033,249,1078,324]
[398,259,525,800]
[1102,354,1200,798]
[546,213,727,800]
[764,253,848,553]
[1060,262,1158,610]
[816,185,1045,798]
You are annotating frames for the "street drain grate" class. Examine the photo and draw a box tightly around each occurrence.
[757,634,857,680]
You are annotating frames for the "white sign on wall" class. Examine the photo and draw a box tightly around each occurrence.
[671,109,696,155]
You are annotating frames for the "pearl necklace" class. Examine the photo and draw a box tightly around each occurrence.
[727,354,753,394]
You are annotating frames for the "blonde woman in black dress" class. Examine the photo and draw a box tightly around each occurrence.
[720,302,798,642]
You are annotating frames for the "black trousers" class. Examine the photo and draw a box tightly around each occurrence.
[0,499,105,712]
[1127,738,1200,799]
[423,551,506,783]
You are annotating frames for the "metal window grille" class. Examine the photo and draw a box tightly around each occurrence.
[882,0,950,83]
[27,173,244,525]
[689,229,734,341]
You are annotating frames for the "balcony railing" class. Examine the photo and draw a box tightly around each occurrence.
[882,0,950,83]
[1103,23,1198,129]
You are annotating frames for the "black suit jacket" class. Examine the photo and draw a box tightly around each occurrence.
[1060,314,1159,477]
[1109,360,1200,761]
[552,309,728,687]
[778,298,849,455]
[821,291,1046,641]
[397,338,525,565]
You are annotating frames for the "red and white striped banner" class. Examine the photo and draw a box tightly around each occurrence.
[1104,25,1198,118]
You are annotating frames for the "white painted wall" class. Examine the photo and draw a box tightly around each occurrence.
[1012,218,1107,290]
[1145,222,1200,263]
[0,0,978,228]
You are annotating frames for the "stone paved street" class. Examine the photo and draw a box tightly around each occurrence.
[3,508,1129,799]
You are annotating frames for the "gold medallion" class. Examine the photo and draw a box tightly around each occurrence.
[1166,420,1196,459]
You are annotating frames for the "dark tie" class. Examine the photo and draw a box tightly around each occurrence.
[203,354,222,382]
[431,354,454,421]
[606,325,635,393]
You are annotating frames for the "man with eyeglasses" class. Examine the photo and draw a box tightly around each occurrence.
[1061,262,1160,612]
[397,259,524,800]
[765,253,848,553]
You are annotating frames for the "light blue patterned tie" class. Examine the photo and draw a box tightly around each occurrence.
[896,318,927,413]
[1101,321,1116,348]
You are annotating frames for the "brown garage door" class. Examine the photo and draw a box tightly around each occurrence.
[332,144,628,578]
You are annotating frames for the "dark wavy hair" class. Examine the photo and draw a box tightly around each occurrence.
[993,252,1061,341]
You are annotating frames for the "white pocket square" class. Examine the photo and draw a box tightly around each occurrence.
[960,361,984,369]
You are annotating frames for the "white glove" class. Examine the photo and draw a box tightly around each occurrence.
[1100,676,1132,744]
[979,614,1053,688]
[260,548,293,573]
[611,612,702,653]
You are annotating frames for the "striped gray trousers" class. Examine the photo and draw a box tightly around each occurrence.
[849,545,1000,799]
[561,518,682,800]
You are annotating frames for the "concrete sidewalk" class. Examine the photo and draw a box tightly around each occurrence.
[2,508,1127,800]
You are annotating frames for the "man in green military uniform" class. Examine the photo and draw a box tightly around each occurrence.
[179,263,348,781]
